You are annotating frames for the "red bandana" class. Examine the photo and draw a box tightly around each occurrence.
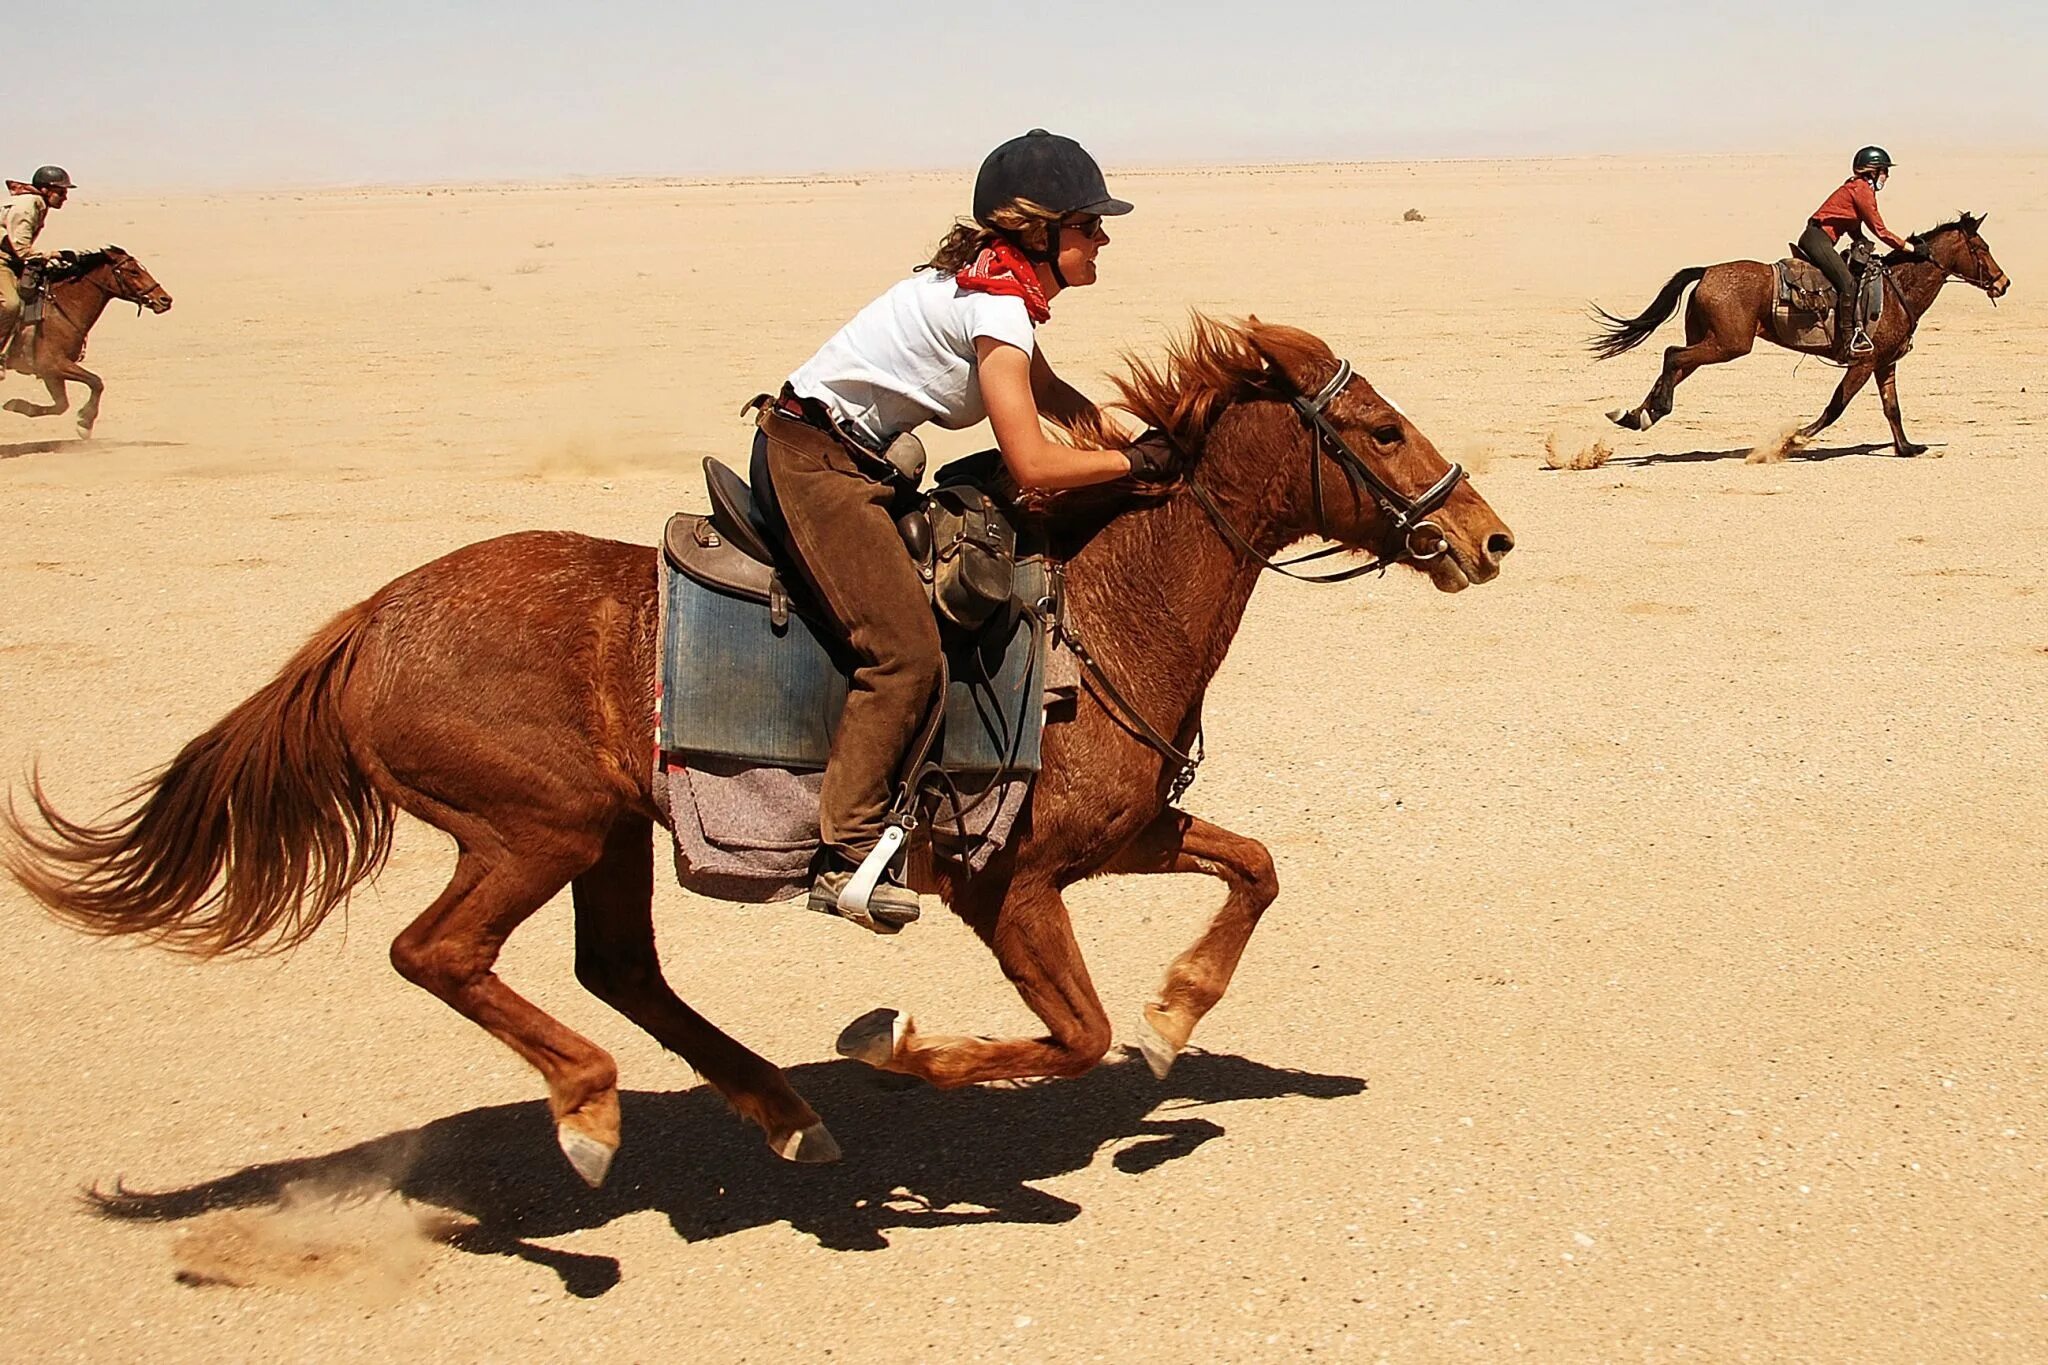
[955,238,1051,323]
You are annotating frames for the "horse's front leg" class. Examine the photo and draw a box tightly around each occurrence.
[835,870,1114,1088]
[1101,808,1278,1078]
[59,363,103,437]
[1795,360,1874,445]
[1875,362,1927,456]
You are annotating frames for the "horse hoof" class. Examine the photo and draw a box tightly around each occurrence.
[1604,408,1646,432]
[1900,443,1929,457]
[1136,1012,1181,1080]
[836,1007,907,1067]
[556,1123,618,1188]
[773,1121,842,1164]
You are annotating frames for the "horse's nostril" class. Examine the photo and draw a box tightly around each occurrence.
[1485,532,1515,561]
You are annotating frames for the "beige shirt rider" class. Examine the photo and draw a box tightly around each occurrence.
[3,191,47,261]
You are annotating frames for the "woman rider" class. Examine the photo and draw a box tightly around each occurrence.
[1796,146,1910,356]
[757,129,1175,933]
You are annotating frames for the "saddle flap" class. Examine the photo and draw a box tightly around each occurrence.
[664,512,779,607]
[1774,257,1836,314]
[702,458,779,567]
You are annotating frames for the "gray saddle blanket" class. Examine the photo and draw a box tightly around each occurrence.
[654,516,1072,902]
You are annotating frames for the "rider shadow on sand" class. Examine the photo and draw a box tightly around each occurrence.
[85,1049,1364,1297]
[1603,439,1916,468]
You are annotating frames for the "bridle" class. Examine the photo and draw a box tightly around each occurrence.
[36,251,167,323]
[1897,228,2006,317]
[1052,358,1468,800]
[105,252,169,315]
[1187,359,1466,583]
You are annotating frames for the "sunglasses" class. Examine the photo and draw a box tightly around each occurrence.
[1063,215,1104,238]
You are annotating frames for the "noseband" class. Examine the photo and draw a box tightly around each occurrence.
[1052,359,1469,802]
[1188,360,1466,583]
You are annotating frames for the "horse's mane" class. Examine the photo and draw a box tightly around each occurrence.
[48,246,119,279]
[1107,314,1333,456]
[1011,313,1333,534]
[1922,212,1984,237]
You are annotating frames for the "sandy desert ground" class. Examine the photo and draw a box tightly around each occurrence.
[2,152,2044,1361]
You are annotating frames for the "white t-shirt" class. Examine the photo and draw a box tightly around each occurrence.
[789,270,1037,446]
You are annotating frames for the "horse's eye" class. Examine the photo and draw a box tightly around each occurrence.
[1371,425,1405,446]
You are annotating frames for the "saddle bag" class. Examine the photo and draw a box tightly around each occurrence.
[914,485,1019,631]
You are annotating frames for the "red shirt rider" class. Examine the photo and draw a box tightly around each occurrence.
[1810,176,1909,251]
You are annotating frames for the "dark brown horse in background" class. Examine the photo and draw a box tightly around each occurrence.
[4,246,172,438]
[1592,215,2008,455]
[4,318,1513,1188]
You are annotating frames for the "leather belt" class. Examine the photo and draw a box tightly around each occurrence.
[773,385,887,457]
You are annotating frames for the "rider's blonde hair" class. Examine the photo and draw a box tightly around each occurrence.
[922,197,1126,455]
[924,198,1063,274]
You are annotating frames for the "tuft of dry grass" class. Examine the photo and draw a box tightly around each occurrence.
[1543,433,1614,471]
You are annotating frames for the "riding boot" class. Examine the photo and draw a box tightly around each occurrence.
[1844,283,1873,357]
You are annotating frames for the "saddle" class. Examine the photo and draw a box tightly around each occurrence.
[1772,244,1886,352]
[659,452,1051,778]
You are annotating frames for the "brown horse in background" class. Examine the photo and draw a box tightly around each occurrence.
[4,318,1511,1188]
[4,246,172,438]
[1592,215,2009,455]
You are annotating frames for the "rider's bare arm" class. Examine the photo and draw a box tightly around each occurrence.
[979,337,1135,490]
[1030,346,1138,445]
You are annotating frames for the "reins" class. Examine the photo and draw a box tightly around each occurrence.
[1052,359,1467,802]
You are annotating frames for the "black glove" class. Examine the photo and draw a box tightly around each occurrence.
[1124,430,1180,484]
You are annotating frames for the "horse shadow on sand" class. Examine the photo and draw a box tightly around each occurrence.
[1601,439,1918,469]
[84,1049,1364,1297]
[0,436,185,460]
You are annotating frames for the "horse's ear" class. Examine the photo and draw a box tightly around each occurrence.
[1242,318,1340,397]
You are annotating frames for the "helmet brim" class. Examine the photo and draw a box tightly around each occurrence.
[1077,195,1134,217]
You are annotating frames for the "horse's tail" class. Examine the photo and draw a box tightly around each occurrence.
[3,603,394,957]
[1587,266,1709,360]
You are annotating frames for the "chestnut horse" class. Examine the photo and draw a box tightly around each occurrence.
[4,246,172,438]
[5,318,1513,1187]
[1592,215,2009,455]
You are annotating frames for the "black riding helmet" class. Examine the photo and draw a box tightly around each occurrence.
[1852,146,1894,175]
[31,165,73,190]
[973,130,1131,287]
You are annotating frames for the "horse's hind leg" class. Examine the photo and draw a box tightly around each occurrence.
[389,837,627,1186]
[836,874,1115,1088]
[1101,809,1278,1079]
[1611,294,1754,432]
[570,814,839,1164]
[2,374,67,421]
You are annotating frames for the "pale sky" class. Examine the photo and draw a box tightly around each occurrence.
[41,1,2048,188]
